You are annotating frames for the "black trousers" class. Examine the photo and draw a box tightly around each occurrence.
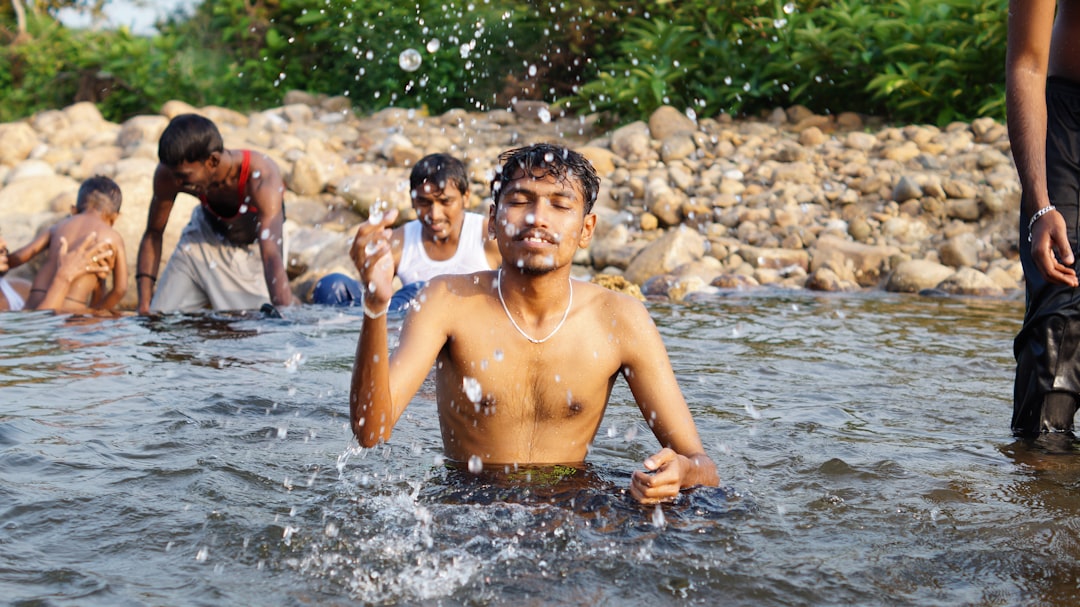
[1013,77,1080,435]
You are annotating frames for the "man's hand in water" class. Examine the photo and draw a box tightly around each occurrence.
[630,447,690,504]
[349,208,398,313]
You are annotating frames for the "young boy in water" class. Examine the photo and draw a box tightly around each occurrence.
[349,144,718,503]
[312,153,500,310]
[9,175,128,313]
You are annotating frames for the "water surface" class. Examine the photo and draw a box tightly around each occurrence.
[3,291,1077,606]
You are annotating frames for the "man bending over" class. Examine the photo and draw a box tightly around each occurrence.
[135,114,292,313]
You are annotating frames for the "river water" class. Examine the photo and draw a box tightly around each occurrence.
[2,291,1077,606]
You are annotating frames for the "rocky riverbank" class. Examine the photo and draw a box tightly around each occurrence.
[0,92,1024,310]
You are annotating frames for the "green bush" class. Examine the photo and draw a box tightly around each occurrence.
[0,0,1008,127]
[561,0,1007,126]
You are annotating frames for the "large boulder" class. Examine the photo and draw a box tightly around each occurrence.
[623,225,706,285]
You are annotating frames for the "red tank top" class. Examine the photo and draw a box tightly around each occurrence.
[200,150,258,221]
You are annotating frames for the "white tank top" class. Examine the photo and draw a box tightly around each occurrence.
[0,277,25,311]
[397,213,491,285]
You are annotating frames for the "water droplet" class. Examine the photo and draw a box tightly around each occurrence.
[368,204,385,225]
[783,2,797,14]
[652,504,666,528]
[398,48,422,72]
[426,38,441,53]
[238,204,248,214]
[252,170,261,179]
[493,349,504,361]
[364,240,379,255]
[463,376,482,403]
[537,107,551,123]
[468,454,483,473]
[260,229,271,240]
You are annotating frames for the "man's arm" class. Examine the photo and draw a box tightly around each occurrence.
[8,229,51,269]
[1007,0,1077,285]
[348,209,447,447]
[250,158,293,307]
[616,297,719,503]
[136,166,176,314]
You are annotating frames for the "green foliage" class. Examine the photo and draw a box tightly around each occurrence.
[562,0,1008,126]
[161,0,587,115]
[0,0,1008,127]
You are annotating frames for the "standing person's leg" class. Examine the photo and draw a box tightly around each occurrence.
[1014,78,1080,435]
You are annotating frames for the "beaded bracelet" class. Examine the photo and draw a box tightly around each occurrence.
[1028,205,1057,242]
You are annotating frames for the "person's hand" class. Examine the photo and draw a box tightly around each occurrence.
[629,447,687,504]
[1031,209,1079,287]
[349,208,398,313]
[55,234,113,283]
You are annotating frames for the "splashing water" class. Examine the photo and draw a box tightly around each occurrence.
[368,202,386,225]
[467,454,483,474]
[744,403,762,420]
[462,377,482,403]
[651,505,666,529]
[398,48,422,72]
[284,352,305,373]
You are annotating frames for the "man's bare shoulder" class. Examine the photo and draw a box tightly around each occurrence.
[247,150,284,184]
[576,278,651,317]
[151,163,182,197]
[424,270,497,299]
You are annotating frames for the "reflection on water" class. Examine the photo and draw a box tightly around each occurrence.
[3,292,1080,606]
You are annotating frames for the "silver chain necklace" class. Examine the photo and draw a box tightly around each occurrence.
[496,268,573,344]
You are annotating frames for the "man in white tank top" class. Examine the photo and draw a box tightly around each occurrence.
[314,154,500,311]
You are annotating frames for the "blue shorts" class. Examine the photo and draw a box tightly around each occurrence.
[310,273,424,315]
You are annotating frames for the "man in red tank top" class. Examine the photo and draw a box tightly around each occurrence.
[135,114,293,313]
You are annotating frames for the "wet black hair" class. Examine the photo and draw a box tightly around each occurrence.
[490,144,600,214]
[410,153,469,196]
[157,114,224,167]
[76,175,122,215]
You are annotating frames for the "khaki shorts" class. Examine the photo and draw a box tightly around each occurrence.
[151,206,284,312]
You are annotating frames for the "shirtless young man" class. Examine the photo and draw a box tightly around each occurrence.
[312,153,500,310]
[9,175,127,313]
[349,144,719,503]
[135,114,292,314]
[1008,1,1080,435]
